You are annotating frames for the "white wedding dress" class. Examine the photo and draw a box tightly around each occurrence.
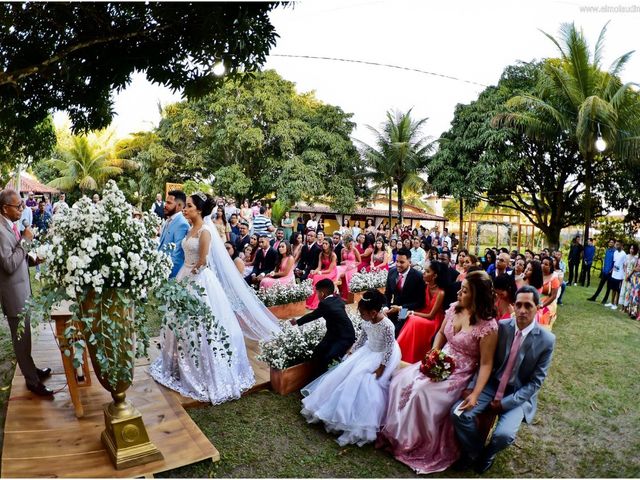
[150,224,280,404]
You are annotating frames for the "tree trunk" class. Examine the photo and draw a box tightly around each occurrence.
[544,223,563,251]
[459,197,464,248]
[388,183,392,229]
[583,151,593,244]
[397,180,404,227]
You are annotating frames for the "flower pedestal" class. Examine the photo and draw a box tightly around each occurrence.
[270,362,315,395]
[267,301,308,320]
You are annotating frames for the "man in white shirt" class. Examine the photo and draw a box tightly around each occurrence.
[607,240,627,309]
[306,216,318,232]
[18,199,33,232]
[409,237,426,268]
[52,193,68,215]
[441,227,452,249]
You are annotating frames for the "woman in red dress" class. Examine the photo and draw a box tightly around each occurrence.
[397,261,447,363]
[306,239,338,309]
[355,233,374,273]
[493,272,517,320]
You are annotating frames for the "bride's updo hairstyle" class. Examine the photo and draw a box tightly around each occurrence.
[190,192,215,218]
[358,288,385,314]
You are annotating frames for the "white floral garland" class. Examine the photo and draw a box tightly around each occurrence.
[256,279,313,307]
[348,269,388,293]
[257,312,363,370]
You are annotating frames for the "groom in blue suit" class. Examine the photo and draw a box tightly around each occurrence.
[158,190,189,278]
[451,285,555,473]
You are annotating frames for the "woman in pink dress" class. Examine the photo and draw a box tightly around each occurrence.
[370,238,390,271]
[377,271,498,474]
[306,239,338,309]
[397,261,447,363]
[260,241,295,289]
[337,235,361,300]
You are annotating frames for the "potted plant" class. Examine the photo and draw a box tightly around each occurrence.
[257,312,363,395]
[23,181,230,470]
[347,269,388,304]
[257,280,313,319]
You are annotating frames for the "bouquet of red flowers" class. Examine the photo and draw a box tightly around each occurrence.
[419,349,455,381]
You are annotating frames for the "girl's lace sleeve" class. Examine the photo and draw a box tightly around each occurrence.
[351,328,367,353]
[380,321,396,366]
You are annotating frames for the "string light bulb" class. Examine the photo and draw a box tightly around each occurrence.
[595,124,607,152]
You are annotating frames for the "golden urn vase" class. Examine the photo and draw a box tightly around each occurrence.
[81,289,163,470]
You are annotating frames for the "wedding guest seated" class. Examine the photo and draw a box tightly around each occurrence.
[383,248,426,337]
[439,250,462,310]
[331,231,344,264]
[370,238,390,271]
[513,257,526,289]
[306,239,338,309]
[225,241,245,275]
[260,241,295,289]
[451,286,555,474]
[457,254,480,282]
[376,271,499,474]
[295,231,321,281]
[397,261,448,363]
[410,237,426,268]
[336,235,361,300]
[270,228,286,250]
[489,253,513,279]
[539,257,560,327]
[235,222,251,252]
[356,233,374,273]
[291,279,356,375]
[300,289,401,447]
[494,273,517,320]
[290,232,304,261]
[245,235,277,287]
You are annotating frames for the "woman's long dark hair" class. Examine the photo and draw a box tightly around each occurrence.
[275,240,292,269]
[526,260,544,289]
[456,270,496,324]
[493,273,517,304]
[427,261,449,290]
[225,241,239,260]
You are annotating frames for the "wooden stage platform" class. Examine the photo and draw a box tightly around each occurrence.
[0,323,271,478]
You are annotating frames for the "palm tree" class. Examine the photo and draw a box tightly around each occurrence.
[48,129,137,193]
[359,109,433,226]
[494,22,640,242]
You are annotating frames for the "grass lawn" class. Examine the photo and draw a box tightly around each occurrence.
[1,282,639,477]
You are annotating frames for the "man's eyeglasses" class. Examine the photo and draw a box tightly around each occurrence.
[5,203,24,210]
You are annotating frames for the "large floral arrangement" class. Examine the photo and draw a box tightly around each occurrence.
[256,279,313,307]
[257,312,363,369]
[23,181,230,388]
[348,269,388,293]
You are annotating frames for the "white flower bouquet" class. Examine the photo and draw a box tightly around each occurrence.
[22,181,230,389]
[257,311,363,370]
[256,279,313,307]
[348,269,388,293]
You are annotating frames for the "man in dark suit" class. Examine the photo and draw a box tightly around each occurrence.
[295,230,321,281]
[292,279,355,376]
[270,228,286,250]
[384,248,426,336]
[245,235,277,286]
[438,251,461,310]
[451,285,556,473]
[235,222,251,252]
[331,231,344,264]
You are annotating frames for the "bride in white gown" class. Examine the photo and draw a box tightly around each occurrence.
[150,192,281,404]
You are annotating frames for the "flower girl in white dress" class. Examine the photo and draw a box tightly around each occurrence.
[300,289,401,446]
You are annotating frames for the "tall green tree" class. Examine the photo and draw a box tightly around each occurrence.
[360,110,433,226]
[0,2,281,177]
[494,23,640,243]
[151,70,366,211]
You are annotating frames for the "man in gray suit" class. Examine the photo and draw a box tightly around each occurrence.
[0,189,53,396]
[451,285,555,473]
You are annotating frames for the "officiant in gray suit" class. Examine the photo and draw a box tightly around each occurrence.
[0,189,53,396]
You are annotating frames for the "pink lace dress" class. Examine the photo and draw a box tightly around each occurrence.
[377,304,498,474]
